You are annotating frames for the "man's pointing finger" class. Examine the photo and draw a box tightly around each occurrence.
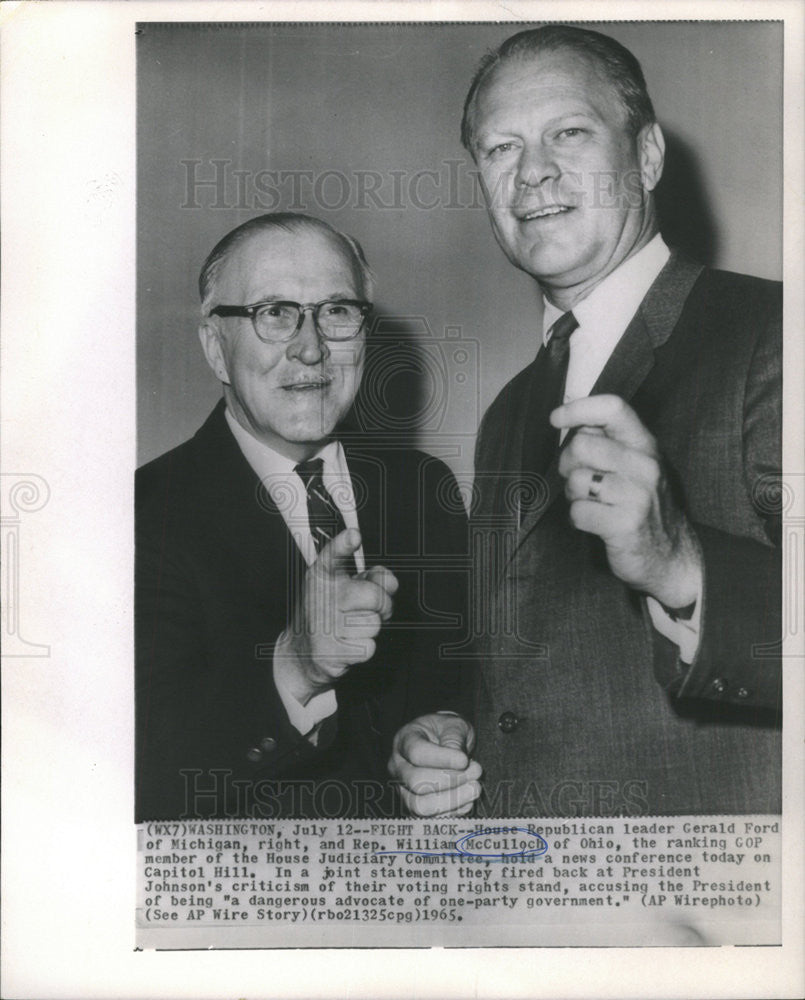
[315,527,362,575]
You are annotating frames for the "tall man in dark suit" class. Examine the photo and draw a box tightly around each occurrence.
[136,213,477,820]
[390,25,781,817]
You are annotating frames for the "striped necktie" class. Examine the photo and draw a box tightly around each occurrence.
[294,458,354,569]
[522,309,579,479]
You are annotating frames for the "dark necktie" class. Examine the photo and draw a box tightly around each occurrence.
[522,310,579,480]
[295,458,354,569]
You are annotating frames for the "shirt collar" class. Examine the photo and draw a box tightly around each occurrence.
[542,234,670,343]
[224,406,343,488]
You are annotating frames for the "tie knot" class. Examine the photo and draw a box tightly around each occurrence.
[294,457,324,489]
[548,310,578,347]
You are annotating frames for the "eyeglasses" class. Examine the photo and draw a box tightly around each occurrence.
[210,299,372,343]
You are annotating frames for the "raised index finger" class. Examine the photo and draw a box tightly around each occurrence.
[551,394,654,451]
[315,527,362,576]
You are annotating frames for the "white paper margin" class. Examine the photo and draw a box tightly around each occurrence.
[1,2,803,998]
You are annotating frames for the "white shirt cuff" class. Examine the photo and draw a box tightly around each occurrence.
[645,594,702,664]
[272,639,337,741]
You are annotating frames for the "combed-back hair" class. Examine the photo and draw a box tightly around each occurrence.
[461,25,656,158]
[199,212,374,314]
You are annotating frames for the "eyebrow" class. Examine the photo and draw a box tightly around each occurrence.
[545,110,600,126]
[246,291,360,303]
[479,109,600,138]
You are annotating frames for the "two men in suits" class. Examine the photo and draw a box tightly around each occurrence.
[136,213,475,820]
[392,25,781,817]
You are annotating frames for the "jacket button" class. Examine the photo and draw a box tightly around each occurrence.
[260,736,277,752]
[711,677,728,694]
[736,687,750,699]
[498,711,519,734]
[246,746,263,762]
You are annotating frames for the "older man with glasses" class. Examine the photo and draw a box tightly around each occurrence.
[135,212,477,820]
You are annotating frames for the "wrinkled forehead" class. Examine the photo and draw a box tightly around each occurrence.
[216,226,362,302]
[476,48,629,130]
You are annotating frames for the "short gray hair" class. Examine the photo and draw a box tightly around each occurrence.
[199,212,374,315]
[461,25,656,160]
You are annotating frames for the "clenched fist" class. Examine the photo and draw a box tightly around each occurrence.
[389,713,482,817]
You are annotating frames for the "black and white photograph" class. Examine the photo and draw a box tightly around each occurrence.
[2,1,803,997]
[136,19,783,823]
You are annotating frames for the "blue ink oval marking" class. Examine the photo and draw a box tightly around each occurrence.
[455,827,548,860]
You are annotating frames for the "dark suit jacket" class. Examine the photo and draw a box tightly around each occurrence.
[136,402,470,820]
[473,253,782,817]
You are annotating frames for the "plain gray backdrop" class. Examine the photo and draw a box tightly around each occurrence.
[137,21,782,481]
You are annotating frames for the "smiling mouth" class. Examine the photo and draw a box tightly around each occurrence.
[519,205,573,221]
[281,379,331,391]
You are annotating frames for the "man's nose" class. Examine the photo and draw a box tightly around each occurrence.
[286,309,329,364]
[515,141,560,189]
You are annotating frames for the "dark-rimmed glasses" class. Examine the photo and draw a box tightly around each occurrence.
[210,299,372,343]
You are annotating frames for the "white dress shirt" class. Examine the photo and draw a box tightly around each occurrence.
[542,233,671,403]
[541,235,701,662]
[225,408,365,737]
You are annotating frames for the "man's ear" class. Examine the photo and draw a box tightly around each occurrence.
[198,319,230,384]
[639,121,665,192]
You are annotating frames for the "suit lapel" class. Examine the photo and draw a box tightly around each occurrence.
[192,400,282,523]
[341,444,384,559]
[201,416,387,568]
[190,400,304,595]
[481,363,537,520]
[509,251,704,560]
